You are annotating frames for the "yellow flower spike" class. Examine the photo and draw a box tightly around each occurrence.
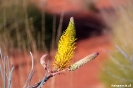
[53,17,76,71]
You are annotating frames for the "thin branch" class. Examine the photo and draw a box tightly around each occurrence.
[29,75,53,88]
[115,44,128,58]
[0,65,4,82]
[51,15,56,52]
[23,52,35,88]
[3,56,6,88]
[29,60,52,88]
[0,49,2,58]
[115,44,133,65]
[30,52,34,71]
[39,60,52,87]
[7,56,11,75]
[0,62,4,82]
[38,68,49,88]
[110,55,133,69]
[56,12,64,45]
[0,51,14,88]
[102,68,133,82]
[41,10,47,52]
[8,65,14,88]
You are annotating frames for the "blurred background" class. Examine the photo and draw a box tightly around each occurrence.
[0,0,133,88]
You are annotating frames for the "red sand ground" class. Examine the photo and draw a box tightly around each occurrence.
[35,0,127,14]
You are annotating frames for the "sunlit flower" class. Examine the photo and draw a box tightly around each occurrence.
[53,17,76,71]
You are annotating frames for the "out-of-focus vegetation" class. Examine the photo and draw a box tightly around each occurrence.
[0,0,108,56]
[0,0,60,55]
[100,1,133,88]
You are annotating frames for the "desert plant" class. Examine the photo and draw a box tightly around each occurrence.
[0,0,61,54]
[0,49,14,88]
[0,17,99,88]
[28,17,99,88]
[100,1,133,88]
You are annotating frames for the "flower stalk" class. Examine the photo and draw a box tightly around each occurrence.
[69,52,99,71]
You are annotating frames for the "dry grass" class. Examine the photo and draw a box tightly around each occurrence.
[100,1,133,88]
